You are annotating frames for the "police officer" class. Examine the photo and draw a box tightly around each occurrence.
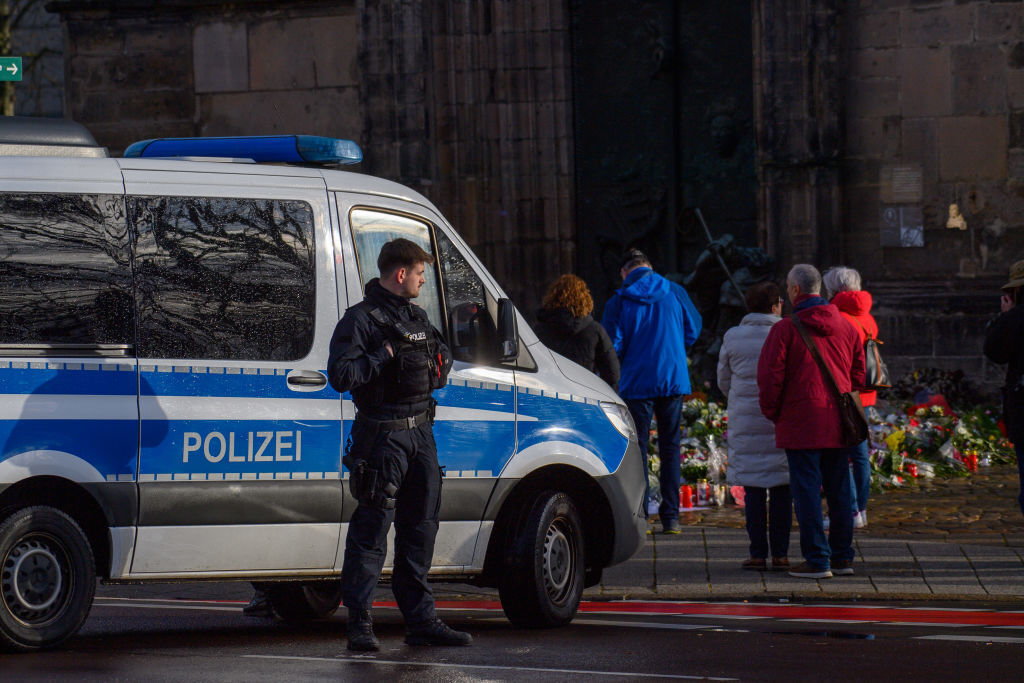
[328,238,471,651]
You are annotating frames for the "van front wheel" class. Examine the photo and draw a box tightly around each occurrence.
[0,506,96,652]
[499,490,584,628]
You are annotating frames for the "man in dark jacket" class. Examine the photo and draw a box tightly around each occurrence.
[983,259,1024,517]
[602,249,702,534]
[757,264,865,579]
[327,238,469,651]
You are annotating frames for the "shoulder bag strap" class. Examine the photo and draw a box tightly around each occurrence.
[789,314,843,401]
[851,317,875,342]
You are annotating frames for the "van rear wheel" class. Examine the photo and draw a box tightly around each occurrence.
[265,580,342,621]
[0,506,96,652]
[498,490,584,628]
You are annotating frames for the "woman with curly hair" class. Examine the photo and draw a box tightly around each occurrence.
[535,274,620,391]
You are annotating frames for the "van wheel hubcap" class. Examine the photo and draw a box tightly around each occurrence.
[543,521,574,603]
[3,536,66,622]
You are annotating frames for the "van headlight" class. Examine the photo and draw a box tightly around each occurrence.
[600,401,637,442]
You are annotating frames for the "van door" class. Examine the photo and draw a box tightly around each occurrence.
[0,160,139,560]
[335,197,515,569]
[122,168,344,575]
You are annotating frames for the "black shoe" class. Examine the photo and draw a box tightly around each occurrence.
[347,609,380,651]
[405,617,472,646]
[242,590,273,618]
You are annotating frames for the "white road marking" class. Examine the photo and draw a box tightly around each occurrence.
[244,654,738,680]
[664,614,768,621]
[573,619,710,631]
[782,619,875,625]
[93,600,239,613]
[885,622,977,628]
[915,635,1024,644]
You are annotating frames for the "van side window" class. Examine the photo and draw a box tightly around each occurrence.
[130,196,315,361]
[349,209,443,329]
[434,229,498,364]
[0,193,133,349]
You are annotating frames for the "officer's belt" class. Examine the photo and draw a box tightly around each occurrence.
[355,410,431,431]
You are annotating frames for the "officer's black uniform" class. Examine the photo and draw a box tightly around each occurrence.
[327,277,453,632]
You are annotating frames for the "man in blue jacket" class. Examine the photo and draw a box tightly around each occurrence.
[603,249,702,533]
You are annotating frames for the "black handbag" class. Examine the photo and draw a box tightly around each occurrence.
[790,315,869,447]
[853,319,891,390]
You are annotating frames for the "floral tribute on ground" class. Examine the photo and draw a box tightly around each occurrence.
[644,369,1017,508]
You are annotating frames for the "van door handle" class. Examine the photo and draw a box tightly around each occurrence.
[286,370,328,390]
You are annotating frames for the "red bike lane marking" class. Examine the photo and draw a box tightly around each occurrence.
[372,600,1024,627]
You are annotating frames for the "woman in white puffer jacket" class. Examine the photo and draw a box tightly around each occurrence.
[717,281,792,571]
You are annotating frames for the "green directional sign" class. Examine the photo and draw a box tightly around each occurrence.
[0,57,23,81]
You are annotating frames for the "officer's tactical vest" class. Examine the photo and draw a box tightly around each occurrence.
[357,305,448,407]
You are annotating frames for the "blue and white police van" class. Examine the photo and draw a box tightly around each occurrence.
[0,117,646,651]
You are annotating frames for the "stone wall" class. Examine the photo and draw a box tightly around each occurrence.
[11,1,63,116]
[52,1,361,154]
[840,1,1023,392]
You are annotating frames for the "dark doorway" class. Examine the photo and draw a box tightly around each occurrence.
[571,1,757,312]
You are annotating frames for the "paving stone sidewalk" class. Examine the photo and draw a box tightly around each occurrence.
[582,464,1024,602]
[583,527,1024,602]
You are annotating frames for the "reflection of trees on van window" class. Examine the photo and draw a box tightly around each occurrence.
[130,196,315,361]
[435,230,495,363]
[0,193,133,346]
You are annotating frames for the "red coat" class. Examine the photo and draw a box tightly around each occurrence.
[757,296,866,449]
[830,290,879,407]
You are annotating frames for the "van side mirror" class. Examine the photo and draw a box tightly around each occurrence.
[496,298,519,362]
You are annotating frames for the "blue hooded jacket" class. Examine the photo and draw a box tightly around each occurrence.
[601,267,702,399]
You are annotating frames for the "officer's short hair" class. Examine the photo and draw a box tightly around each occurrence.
[378,238,435,276]
[787,263,822,295]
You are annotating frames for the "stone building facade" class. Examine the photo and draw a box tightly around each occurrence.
[45,0,1024,391]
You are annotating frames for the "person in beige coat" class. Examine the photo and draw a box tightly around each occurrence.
[717,281,791,570]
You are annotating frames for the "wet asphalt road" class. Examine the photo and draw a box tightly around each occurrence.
[2,586,1023,681]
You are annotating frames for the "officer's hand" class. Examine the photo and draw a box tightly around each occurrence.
[385,342,394,357]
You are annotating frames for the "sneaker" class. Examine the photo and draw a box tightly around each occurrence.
[242,590,273,618]
[788,562,832,579]
[661,519,682,535]
[347,609,380,651]
[853,511,866,529]
[771,557,790,571]
[859,510,868,527]
[405,617,472,646]
[831,559,855,576]
[741,557,767,571]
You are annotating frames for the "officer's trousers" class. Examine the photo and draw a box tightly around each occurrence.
[341,420,441,625]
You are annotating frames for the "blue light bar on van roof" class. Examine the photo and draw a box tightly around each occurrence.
[123,135,362,165]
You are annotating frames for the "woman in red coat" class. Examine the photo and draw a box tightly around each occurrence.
[824,266,877,530]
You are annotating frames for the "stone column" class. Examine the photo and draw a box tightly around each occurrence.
[358,1,576,313]
[753,0,843,270]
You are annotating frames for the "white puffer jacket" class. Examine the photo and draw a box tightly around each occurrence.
[716,312,789,488]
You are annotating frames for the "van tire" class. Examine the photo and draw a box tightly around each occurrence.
[265,580,342,621]
[498,490,584,628]
[0,506,96,652]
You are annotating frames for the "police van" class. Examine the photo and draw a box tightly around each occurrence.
[0,117,646,651]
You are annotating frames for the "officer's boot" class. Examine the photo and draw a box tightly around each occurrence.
[242,589,273,618]
[405,617,473,646]
[346,608,380,651]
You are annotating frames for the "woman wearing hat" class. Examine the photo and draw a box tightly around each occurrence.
[983,259,1024,517]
